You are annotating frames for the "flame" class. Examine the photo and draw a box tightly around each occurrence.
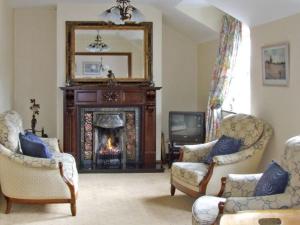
[107,137,113,150]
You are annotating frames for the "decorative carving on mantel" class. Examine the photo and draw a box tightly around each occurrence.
[146,90,156,101]
[102,90,121,103]
[146,105,155,112]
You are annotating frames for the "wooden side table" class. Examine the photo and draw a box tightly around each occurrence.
[220,209,300,225]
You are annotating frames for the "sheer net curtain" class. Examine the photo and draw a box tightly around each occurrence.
[205,15,242,142]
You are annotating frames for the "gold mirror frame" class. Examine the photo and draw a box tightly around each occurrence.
[66,21,153,84]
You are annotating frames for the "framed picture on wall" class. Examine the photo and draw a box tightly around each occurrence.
[262,43,289,86]
[82,62,103,76]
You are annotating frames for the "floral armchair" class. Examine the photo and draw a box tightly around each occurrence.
[192,135,300,225]
[170,114,273,198]
[0,111,78,216]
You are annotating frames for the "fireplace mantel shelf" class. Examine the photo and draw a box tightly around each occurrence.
[61,84,162,172]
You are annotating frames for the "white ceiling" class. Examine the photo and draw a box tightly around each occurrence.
[8,0,300,42]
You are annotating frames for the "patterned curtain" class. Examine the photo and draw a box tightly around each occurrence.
[205,15,242,142]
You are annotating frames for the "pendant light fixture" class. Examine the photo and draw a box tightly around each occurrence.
[100,0,144,24]
[87,31,110,52]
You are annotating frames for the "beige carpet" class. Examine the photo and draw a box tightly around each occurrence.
[0,170,194,225]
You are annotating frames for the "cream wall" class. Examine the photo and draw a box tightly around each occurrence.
[197,40,218,111]
[56,3,162,160]
[251,13,300,169]
[14,7,57,136]
[162,23,199,144]
[0,0,14,112]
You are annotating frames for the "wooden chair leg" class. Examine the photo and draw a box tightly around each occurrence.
[71,202,76,216]
[4,196,12,214]
[171,184,176,196]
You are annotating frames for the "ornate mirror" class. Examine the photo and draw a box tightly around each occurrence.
[66,21,153,84]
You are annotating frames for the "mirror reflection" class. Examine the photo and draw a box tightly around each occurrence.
[74,29,144,79]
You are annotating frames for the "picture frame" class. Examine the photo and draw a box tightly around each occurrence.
[82,62,103,76]
[262,43,289,86]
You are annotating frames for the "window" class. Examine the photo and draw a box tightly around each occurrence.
[222,24,251,114]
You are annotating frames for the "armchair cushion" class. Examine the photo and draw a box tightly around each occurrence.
[254,161,289,196]
[19,133,53,158]
[172,162,209,187]
[204,135,242,164]
[220,114,264,148]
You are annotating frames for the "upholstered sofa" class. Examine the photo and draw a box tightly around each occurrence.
[192,135,300,225]
[0,111,78,216]
[171,114,273,197]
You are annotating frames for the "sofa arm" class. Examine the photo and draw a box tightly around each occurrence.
[221,173,262,197]
[41,137,62,153]
[223,193,293,213]
[0,144,58,169]
[182,140,217,162]
[213,146,257,165]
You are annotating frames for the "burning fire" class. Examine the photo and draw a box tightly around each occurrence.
[107,137,113,150]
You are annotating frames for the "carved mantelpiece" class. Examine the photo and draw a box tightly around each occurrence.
[60,84,161,171]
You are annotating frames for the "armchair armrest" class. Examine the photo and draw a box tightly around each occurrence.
[182,140,217,162]
[213,146,257,165]
[223,193,293,213]
[220,173,262,197]
[0,144,58,169]
[41,137,62,153]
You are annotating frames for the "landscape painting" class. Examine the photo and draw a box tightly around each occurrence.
[262,43,289,86]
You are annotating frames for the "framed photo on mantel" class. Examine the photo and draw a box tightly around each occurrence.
[262,43,289,86]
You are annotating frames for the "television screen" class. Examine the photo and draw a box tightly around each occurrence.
[169,111,205,145]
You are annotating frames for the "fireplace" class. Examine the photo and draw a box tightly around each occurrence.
[61,85,161,172]
[80,107,141,170]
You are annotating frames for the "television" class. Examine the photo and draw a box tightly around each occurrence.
[169,111,205,146]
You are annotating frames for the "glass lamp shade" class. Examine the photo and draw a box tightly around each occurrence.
[100,7,124,24]
[130,7,144,23]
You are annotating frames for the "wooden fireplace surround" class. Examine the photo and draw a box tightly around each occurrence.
[61,85,161,170]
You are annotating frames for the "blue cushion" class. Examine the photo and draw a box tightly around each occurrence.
[19,133,52,158]
[204,135,242,164]
[254,161,289,196]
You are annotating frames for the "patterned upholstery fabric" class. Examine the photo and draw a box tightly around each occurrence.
[192,196,225,225]
[171,114,273,198]
[41,137,61,153]
[220,114,264,148]
[0,144,58,169]
[172,162,209,187]
[0,111,24,152]
[223,136,300,213]
[204,135,242,164]
[192,135,300,225]
[222,173,262,198]
[214,123,273,165]
[52,152,78,185]
[0,111,78,201]
[182,141,217,162]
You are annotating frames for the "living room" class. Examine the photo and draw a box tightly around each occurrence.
[1,0,300,224]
